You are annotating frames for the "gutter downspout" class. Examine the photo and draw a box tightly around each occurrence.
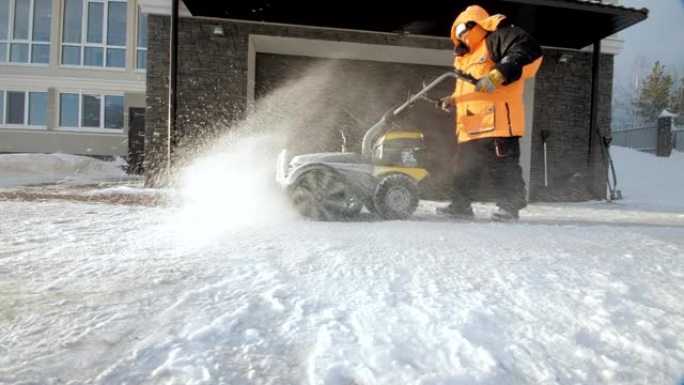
[587,40,602,198]
[167,0,179,173]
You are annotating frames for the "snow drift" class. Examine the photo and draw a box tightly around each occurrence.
[0,153,129,187]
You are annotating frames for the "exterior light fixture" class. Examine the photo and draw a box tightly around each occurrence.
[212,25,225,36]
[557,53,574,63]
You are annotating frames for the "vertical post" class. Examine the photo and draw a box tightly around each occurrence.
[656,116,673,157]
[167,0,179,172]
[587,40,601,168]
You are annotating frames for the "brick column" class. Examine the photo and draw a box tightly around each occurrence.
[656,116,673,157]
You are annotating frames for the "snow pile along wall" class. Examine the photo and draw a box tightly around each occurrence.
[0,153,127,187]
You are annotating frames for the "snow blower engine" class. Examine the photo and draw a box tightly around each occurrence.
[276,71,477,221]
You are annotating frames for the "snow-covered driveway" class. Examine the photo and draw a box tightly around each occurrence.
[1,199,683,385]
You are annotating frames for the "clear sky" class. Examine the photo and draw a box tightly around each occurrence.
[614,0,684,81]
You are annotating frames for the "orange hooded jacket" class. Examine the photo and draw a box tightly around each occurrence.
[449,5,543,143]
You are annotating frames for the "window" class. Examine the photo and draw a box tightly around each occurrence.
[61,0,127,68]
[59,91,124,130]
[6,91,24,123]
[104,94,122,127]
[0,90,48,127]
[136,5,146,69]
[59,93,78,126]
[28,91,46,124]
[0,0,52,64]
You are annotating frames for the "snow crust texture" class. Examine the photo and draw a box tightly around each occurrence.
[1,200,683,385]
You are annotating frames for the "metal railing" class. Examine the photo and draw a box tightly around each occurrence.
[612,123,657,153]
[674,126,684,152]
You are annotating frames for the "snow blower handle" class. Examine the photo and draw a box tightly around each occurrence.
[420,70,477,108]
[453,70,479,85]
[362,71,480,158]
[393,71,477,115]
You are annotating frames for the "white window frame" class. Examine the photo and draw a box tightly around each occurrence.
[0,0,52,65]
[60,0,127,70]
[0,89,48,129]
[135,4,146,71]
[57,90,125,133]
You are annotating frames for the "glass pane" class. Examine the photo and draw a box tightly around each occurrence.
[82,94,100,127]
[12,0,30,39]
[0,43,6,63]
[107,1,126,46]
[86,2,103,43]
[0,0,9,40]
[104,95,123,129]
[137,6,147,48]
[12,0,29,39]
[61,44,80,65]
[106,47,124,68]
[0,91,4,123]
[31,44,49,63]
[136,49,146,70]
[32,0,52,41]
[7,92,25,124]
[10,43,28,62]
[59,93,78,126]
[84,46,103,66]
[62,0,82,43]
[29,92,47,125]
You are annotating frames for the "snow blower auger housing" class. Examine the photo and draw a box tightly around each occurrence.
[276,71,477,221]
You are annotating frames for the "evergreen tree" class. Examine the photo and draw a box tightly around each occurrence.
[634,61,674,121]
[672,75,684,125]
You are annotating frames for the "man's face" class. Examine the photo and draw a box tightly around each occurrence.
[455,21,477,45]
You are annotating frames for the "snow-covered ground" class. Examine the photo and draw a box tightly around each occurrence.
[611,146,684,211]
[0,153,135,188]
[1,147,683,385]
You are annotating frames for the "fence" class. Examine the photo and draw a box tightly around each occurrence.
[612,123,657,153]
[674,126,684,152]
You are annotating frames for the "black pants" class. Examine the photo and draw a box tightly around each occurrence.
[450,137,527,212]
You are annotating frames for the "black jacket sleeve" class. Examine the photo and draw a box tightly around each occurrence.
[485,25,543,85]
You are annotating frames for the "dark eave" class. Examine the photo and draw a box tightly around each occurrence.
[181,0,648,49]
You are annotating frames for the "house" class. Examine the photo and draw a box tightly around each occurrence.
[139,0,648,201]
[9,0,644,202]
[0,0,149,168]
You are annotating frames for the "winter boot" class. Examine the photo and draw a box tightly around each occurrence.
[436,204,475,219]
[491,207,519,222]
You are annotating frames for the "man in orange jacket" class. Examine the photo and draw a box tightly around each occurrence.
[438,5,543,221]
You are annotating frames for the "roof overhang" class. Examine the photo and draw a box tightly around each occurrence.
[158,0,648,51]
[139,0,192,17]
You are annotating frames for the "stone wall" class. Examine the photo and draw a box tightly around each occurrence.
[144,15,453,182]
[529,49,613,201]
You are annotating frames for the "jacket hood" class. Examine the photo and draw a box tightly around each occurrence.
[450,5,506,46]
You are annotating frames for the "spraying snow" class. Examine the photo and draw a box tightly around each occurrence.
[172,132,297,243]
[169,62,351,243]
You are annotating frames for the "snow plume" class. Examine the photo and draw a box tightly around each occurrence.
[169,62,345,243]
